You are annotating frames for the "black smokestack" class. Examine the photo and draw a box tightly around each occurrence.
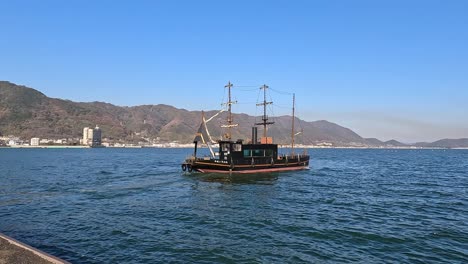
[252,127,258,144]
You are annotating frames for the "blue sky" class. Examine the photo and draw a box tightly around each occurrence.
[1,0,467,142]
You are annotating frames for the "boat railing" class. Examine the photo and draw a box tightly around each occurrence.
[193,156,212,161]
[278,153,309,160]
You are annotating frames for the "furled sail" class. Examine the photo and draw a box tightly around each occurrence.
[192,110,225,158]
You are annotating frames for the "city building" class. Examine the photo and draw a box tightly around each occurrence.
[91,126,102,146]
[82,125,102,147]
[82,127,89,145]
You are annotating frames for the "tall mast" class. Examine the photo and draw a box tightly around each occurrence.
[291,93,295,155]
[221,81,237,140]
[255,84,274,139]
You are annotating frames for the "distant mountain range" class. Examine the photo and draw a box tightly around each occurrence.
[1,81,467,148]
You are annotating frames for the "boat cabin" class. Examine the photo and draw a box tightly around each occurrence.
[217,140,278,164]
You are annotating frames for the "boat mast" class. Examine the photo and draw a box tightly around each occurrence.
[256,84,274,139]
[221,81,237,140]
[291,93,295,155]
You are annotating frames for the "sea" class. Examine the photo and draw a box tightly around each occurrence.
[1,148,467,263]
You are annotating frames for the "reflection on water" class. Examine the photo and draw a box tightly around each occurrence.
[185,172,279,184]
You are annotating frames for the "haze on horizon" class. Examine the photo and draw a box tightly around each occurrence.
[1,1,467,143]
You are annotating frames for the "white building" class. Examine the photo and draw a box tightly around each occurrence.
[82,126,102,146]
[31,137,40,146]
[40,139,52,144]
[82,127,90,145]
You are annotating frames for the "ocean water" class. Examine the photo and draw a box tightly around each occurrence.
[0,148,467,263]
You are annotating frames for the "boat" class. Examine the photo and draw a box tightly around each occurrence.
[181,82,310,174]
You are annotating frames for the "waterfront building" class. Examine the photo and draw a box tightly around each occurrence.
[40,139,52,145]
[82,127,90,145]
[31,137,40,146]
[91,126,102,147]
[82,125,102,147]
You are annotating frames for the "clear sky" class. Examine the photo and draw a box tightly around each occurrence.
[1,0,467,142]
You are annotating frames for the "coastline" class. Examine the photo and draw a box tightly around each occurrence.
[1,145,467,150]
[4,145,90,149]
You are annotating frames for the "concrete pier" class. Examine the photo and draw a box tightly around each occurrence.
[0,233,70,264]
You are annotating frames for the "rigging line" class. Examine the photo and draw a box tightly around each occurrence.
[268,105,276,120]
[270,87,293,95]
[236,102,258,105]
[220,87,226,110]
[268,92,275,117]
[266,92,276,123]
[272,104,291,109]
[235,88,260,92]
[234,85,259,88]
[296,109,305,131]
[254,88,261,124]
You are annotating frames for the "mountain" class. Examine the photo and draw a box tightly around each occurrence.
[1,81,466,148]
[364,138,384,146]
[383,139,407,147]
[415,138,468,148]
[0,81,371,145]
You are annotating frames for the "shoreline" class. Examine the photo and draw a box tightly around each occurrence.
[1,145,467,150]
[3,145,90,149]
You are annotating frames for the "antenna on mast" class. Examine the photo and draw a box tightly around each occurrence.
[221,81,238,140]
[255,84,274,141]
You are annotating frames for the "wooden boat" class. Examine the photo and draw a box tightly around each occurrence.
[181,82,309,174]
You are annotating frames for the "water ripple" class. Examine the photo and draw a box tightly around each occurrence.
[1,148,467,263]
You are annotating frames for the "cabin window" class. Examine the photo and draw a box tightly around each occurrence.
[252,149,264,157]
[244,149,270,157]
[233,144,242,152]
[222,143,230,152]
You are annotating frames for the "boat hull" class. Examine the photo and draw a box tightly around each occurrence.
[196,165,309,174]
[183,155,310,174]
